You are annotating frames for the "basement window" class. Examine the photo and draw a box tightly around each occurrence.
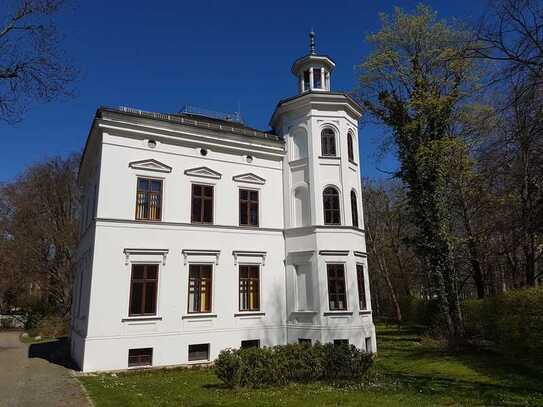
[333,339,349,346]
[298,338,312,345]
[188,343,210,361]
[128,348,153,367]
[241,340,260,349]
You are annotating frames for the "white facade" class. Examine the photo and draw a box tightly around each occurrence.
[71,39,376,372]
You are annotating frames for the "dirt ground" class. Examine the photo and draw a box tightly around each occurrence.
[0,331,91,407]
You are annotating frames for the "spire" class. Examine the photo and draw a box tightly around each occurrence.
[309,31,316,55]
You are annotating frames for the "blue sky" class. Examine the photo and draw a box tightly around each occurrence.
[0,0,487,182]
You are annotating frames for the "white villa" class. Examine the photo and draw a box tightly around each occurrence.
[71,34,376,372]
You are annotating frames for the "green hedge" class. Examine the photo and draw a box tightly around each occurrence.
[214,342,373,388]
[463,287,543,361]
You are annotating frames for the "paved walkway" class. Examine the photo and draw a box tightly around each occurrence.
[0,331,91,407]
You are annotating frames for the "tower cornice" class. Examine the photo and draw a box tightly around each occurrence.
[269,91,363,129]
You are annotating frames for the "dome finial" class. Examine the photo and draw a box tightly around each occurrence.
[309,30,316,55]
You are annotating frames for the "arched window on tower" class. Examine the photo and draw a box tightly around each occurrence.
[323,187,340,225]
[321,128,336,157]
[348,132,355,162]
[351,190,359,228]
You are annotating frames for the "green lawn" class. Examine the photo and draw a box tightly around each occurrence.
[79,325,543,406]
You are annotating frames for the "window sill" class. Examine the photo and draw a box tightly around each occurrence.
[291,310,318,315]
[349,160,358,166]
[359,310,372,315]
[187,359,212,365]
[121,316,162,322]
[323,311,353,316]
[182,313,217,319]
[234,311,265,317]
[319,156,341,160]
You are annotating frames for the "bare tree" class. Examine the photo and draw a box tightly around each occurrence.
[477,0,543,90]
[0,0,77,123]
[0,154,80,314]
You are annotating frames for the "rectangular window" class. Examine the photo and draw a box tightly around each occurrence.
[128,348,153,367]
[313,67,322,88]
[188,343,210,361]
[135,178,162,221]
[188,264,212,313]
[334,339,349,346]
[239,265,260,311]
[239,189,259,226]
[129,264,158,316]
[357,264,367,310]
[298,338,312,345]
[191,184,213,223]
[241,340,260,349]
[327,264,347,311]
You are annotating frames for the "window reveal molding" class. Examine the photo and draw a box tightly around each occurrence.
[187,264,213,314]
[326,263,348,311]
[357,264,367,311]
[128,264,159,317]
[239,264,260,312]
[191,183,214,224]
[135,177,163,221]
[239,189,259,227]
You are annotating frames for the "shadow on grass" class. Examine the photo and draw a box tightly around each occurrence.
[28,336,77,370]
[374,323,543,403]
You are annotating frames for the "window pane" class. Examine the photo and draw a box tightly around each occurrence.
[203,199,213,222]
[250,190,258,201]
[130,282,143,315]
[146,265,158,280]
[144,282,157,314]
[313,68,322,88]
[240,201,248,225]
[193,184,201,195]
[240,189,248,200]
[250,206,258,226]
[192,198,201,222]
[151,180,161,192]
[138,178,149,191]
[203,185,213,197]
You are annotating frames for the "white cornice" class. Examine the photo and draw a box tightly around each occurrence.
[270,92,363,128]
[98,121,285,160]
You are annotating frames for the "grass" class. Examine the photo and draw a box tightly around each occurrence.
[79,325,543,406]
[19,333,57,344]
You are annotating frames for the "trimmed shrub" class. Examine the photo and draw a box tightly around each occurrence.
[462,287,543,361]
[214,342,373,388]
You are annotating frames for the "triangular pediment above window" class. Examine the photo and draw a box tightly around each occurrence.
[184,166,222,180]
[129,159,172,173]
[232,173,266,185]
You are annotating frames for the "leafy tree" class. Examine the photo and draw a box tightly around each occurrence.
[357,5,483,344]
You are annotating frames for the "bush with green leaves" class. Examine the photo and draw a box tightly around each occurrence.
[214,342,373,388]
[463,287,543,361]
